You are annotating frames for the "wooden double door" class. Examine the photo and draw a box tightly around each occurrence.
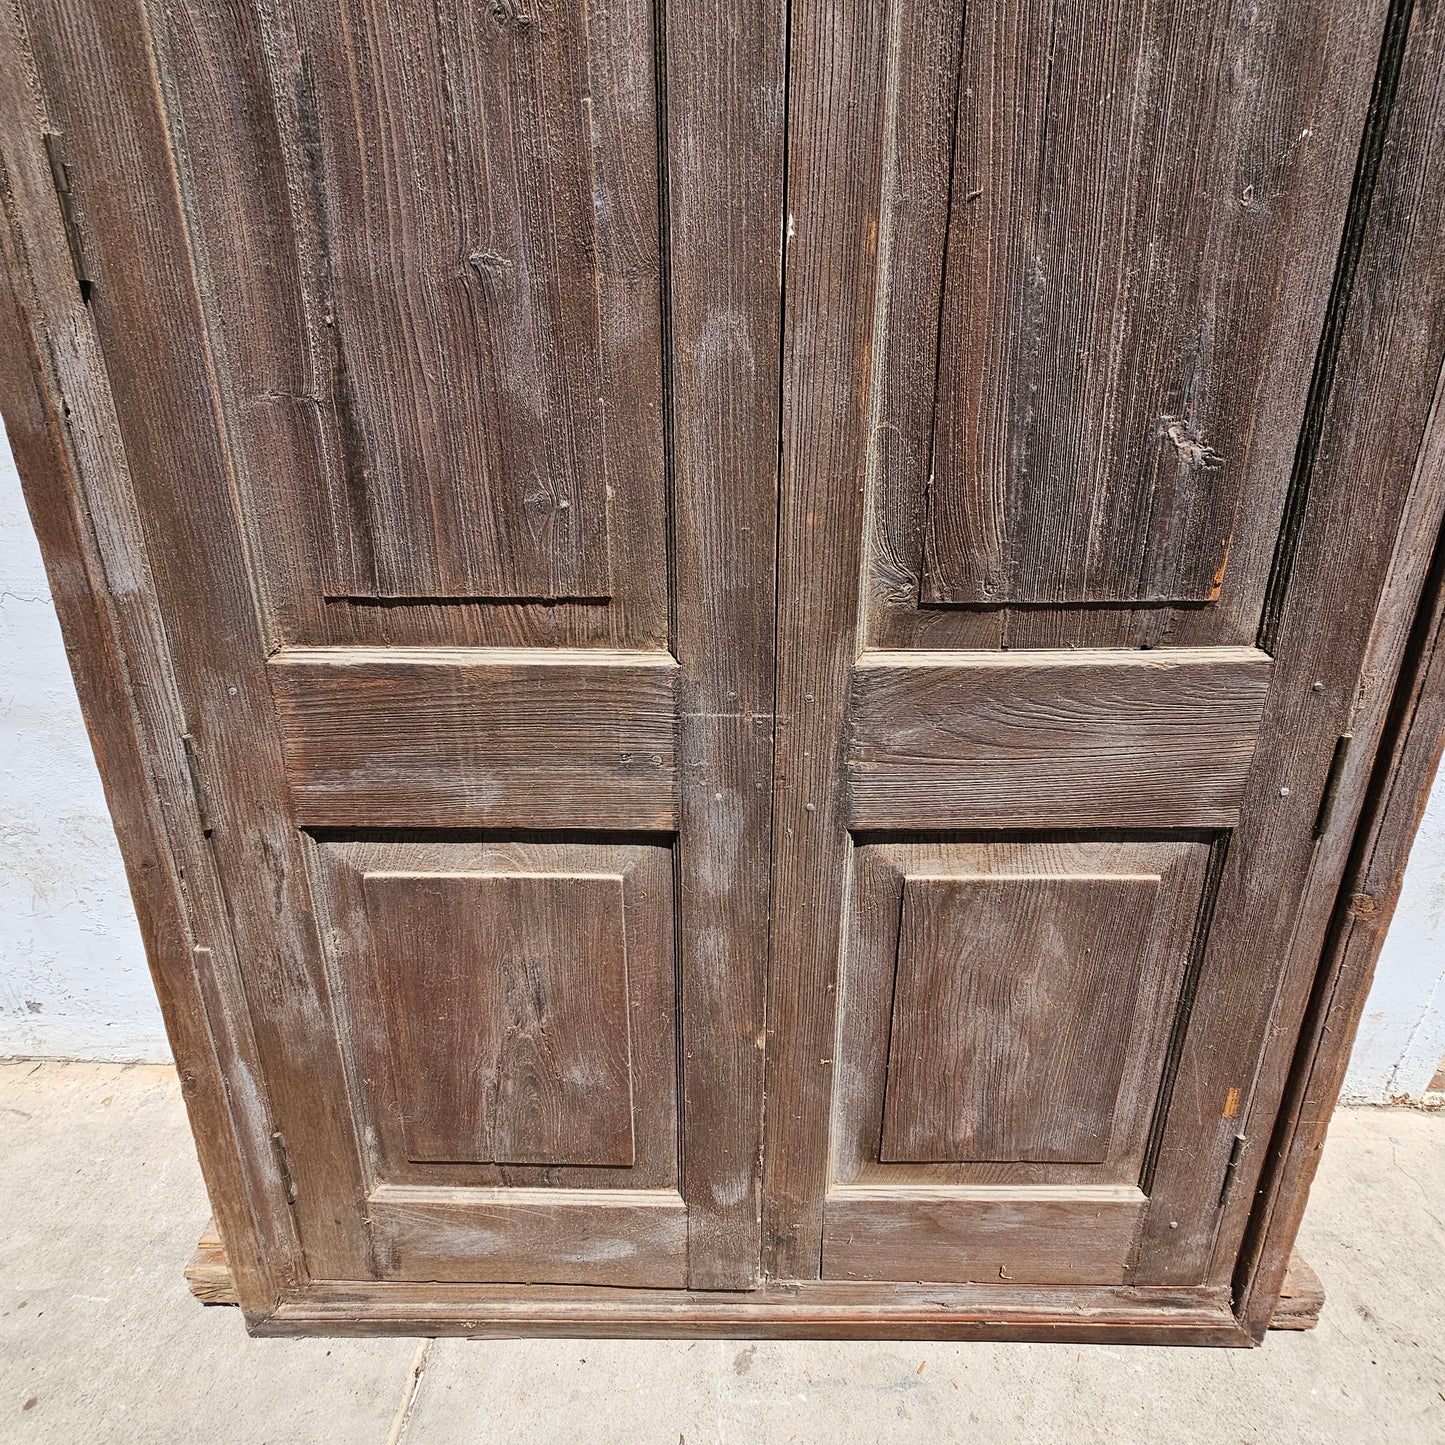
[4,0,1445,1337]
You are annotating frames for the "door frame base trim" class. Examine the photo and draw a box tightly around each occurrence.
[251,1280,1251,1345]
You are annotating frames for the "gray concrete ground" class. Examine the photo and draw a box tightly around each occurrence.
[0,1061,1441,1444]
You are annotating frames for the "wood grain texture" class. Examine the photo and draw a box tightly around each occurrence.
[1267,1252,1325,1330]
[304,0,620,599]
[822,1187,1148,1286]
[270,649,677,829]
[185,1218,240,1306]
[764,0,900,1279]
[155,0,669,645]
[262,1277,1245,1343]
[13,0,379,1286]
[881,874,1161,1165]
[368,1186,688,1287]
[0,24,295,1319]
[922,0,1382,606]
[832,840,1211,1193]
[1232,19,1445,1322]
[7,0,1443,1340]
[847,647,1271,829]
[362,870,634,1166]
[763,0,1378,1283]
[1132,0,1445,1287]
[665,0,785,1287]
[863,0,1382,650]
[7,0,782,1301]
[311,838,678,1193]
[179,0,660,602]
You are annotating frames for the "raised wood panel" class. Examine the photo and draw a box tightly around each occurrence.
[921,0,1380,607]
[847,648,1271,829]
[822,1187,1148,1285]
[311,838,678,1192]
[833,840,1212,1192]
[881,874,1161,1165]
[281,0,652,601]
[362,870,634,1167]
[368,1186,687,1287]
[270,649,677,829]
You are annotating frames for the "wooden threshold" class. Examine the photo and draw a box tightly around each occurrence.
[184,1219,1335,1342]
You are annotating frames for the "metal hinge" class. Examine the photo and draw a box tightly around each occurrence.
[1218,1133,1247,1208]
[42,132,91,303]
[271,1130,298,1207]
[180,733,213,836]
[1312,732,1353,839]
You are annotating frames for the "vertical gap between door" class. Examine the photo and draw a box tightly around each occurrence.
[759,0,795,1282]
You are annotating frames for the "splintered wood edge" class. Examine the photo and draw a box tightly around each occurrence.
[1268,1251,1325,1330]
[185,1217,239,1307]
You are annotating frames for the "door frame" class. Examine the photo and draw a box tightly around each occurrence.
[2,0,1444,1341]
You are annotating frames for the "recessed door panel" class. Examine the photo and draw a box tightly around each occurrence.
[922,0,1355,608]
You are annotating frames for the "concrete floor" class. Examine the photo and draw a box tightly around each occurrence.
[0,1063,1441,1445]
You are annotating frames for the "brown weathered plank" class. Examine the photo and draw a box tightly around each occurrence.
[880,874,1161,1166]
[253,0,655,600]
[922,0,1379,607]
[368,1187,688,1288]
[822,1187,1148,1286]
[156,0,669,648]
[847,648,1271,829]
[16,0,376,1282]
[1234,52,1445,1324]
[666,0,785,1288]
[765,0,915,1281]
[264,1276,1246,1343]
[362,871,634,1167]
[863,1,1382,653]
[270,648,677,829]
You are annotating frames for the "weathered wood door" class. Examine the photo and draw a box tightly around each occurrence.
[4,0,1445,1337]
[761,0,1445,1297]
[0,0,783,1293]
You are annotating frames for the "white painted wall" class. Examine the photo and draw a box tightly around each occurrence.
[2,425,1443,1094]
[1341,766,1445,1103]
[0,428,166,1061]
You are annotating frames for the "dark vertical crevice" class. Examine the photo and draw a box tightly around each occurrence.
[760,0,794,1283]
[1257,0,1415,655]
[916,0,972,606]
[1138,832,1232,1197]
[653,0,679,662]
